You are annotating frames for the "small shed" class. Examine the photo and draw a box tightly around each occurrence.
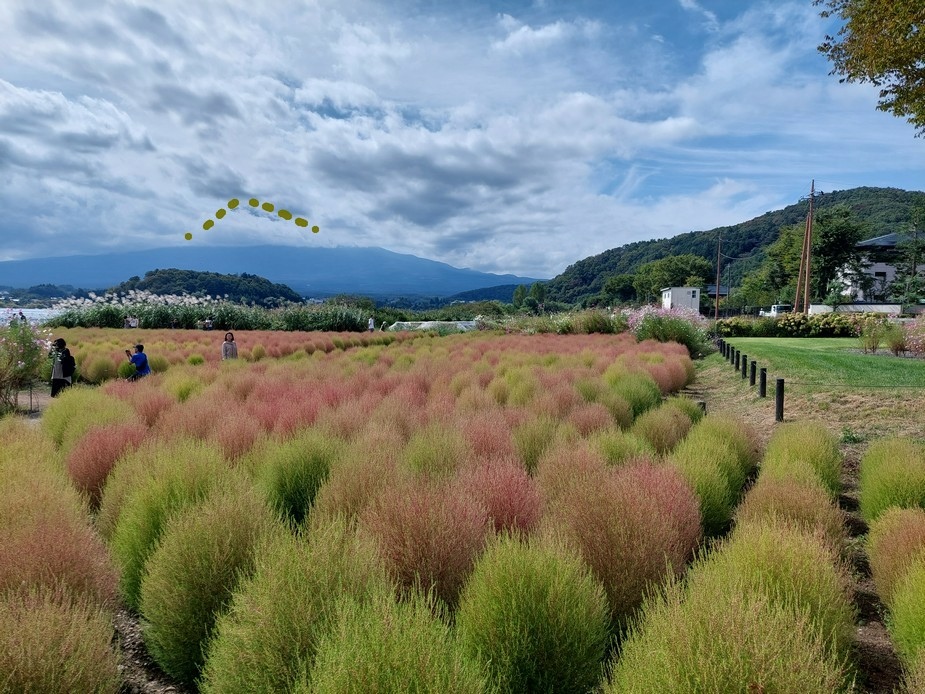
[661,287,700,311]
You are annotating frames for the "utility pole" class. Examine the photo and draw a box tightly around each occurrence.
[794,180,815,313]
[714,231,722,320]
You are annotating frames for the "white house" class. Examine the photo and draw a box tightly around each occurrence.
[661,287,699,311]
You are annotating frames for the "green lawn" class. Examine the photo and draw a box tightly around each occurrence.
[715,338,925,389]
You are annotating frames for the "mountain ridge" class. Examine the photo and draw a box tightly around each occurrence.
[0,245,545,299]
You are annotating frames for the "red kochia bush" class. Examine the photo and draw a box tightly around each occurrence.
[359,479,490,607]
[544,460,701,623]
[0,506,119,609]
[457,458,543,535]
[64,422,148,508]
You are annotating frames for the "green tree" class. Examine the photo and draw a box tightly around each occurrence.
[816,0,925,135]
[529,282,547,306]
[811,204,868,299]
[890,205,925,303]
[512,284,528,308]
[632,254,714,303]
[602,274,635,304]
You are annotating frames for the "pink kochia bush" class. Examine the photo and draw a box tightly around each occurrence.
[457,458,543,535]
[543,459,702,623]
[359,479,490,607]
[64,422,148,508]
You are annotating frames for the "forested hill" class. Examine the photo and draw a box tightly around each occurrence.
[109,269,304,304]
[546,187,925,305]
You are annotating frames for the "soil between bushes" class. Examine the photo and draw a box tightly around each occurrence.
[18,356,919,692]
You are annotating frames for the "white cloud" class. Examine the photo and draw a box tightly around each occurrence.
[0,0,922,277]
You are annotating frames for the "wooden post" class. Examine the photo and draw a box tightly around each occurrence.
[734,350,740,370]
[749,360,756,386]
[775,378,785,422]
[759,368,767,397]
[741,354,748,379]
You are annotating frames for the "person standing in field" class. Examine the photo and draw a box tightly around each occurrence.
[125,344,151,380]
[368,316,375,332]
[222,332,238,360]
[50,338,75,396]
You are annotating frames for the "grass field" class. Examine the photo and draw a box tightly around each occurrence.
[719,338,925,389]
[695,339,925,446]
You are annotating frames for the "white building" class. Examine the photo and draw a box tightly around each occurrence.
[661,287,700,311]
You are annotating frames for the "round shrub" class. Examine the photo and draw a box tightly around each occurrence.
[593,427,655,466]
[64,422,147,509]
[734,476,847,552]
[607,372,662,418]
[403,423,468,481]
[117,360,138,379]
[860,438,925,525]
[662,394,704,424]
[868,507,925,607]
[630,403,693,455]
[606,578,851,693]
[544,460,701,623]
[148,354,170,373]
[512,414,560,473]
[457,459,542,535]
[200,519,392,694]
[761,421,842,498]
[695,519,855,664]
[187,353,205,365]
[82,356,118,384]
[889,558,925,667]
[253,429,342,526]
[303,591,487,693]
[0,588,121,694]
[104,438,226,608]
[359,479,489,607]
[41,386,131,452]
[456,533,611,693]
[139,480,277,684]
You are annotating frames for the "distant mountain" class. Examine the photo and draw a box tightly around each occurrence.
[546,186,925,305]
[0,246,545,299]
[444,284,526,303]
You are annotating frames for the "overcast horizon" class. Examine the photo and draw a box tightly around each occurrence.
[1,0,923,278]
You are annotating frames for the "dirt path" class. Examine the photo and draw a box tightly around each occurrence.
[691,357,914,693]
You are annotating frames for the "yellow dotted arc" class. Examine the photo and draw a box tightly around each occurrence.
[183,197,321,240]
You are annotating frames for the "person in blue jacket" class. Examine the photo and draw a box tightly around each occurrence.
[125,344,151,380]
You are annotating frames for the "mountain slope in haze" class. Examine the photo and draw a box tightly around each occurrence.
[0,246,544,299]
[546,187,925,305]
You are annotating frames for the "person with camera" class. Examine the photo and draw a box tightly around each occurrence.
[50,338,76,396]
[125,344,151,380]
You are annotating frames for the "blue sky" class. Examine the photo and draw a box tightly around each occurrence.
[0,0,922,278]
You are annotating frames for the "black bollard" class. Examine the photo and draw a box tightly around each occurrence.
[741,354,748,379]
[749,361,756,386]
[735,350,740,370]
[759,368,767,398]
[775,378,784,422]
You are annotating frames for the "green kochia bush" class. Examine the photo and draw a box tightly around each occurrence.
[0,588,122,694]
[859,437,925,524]
[456,533,611,694]
[668,415,759,536]
[606,579,850,693]
[606,521,855,693]
[302,591,487,693]
[760,421,843,499]
[630,402,693,455]
[606,372,662,419]
[41,385,131,452]
[734,476,847,553]
[139,480,277,684]
[253,430,343,526]
[200,519,392,694]
[889,559,925,668]
[103,438,227,609]
[868,507,925,607]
